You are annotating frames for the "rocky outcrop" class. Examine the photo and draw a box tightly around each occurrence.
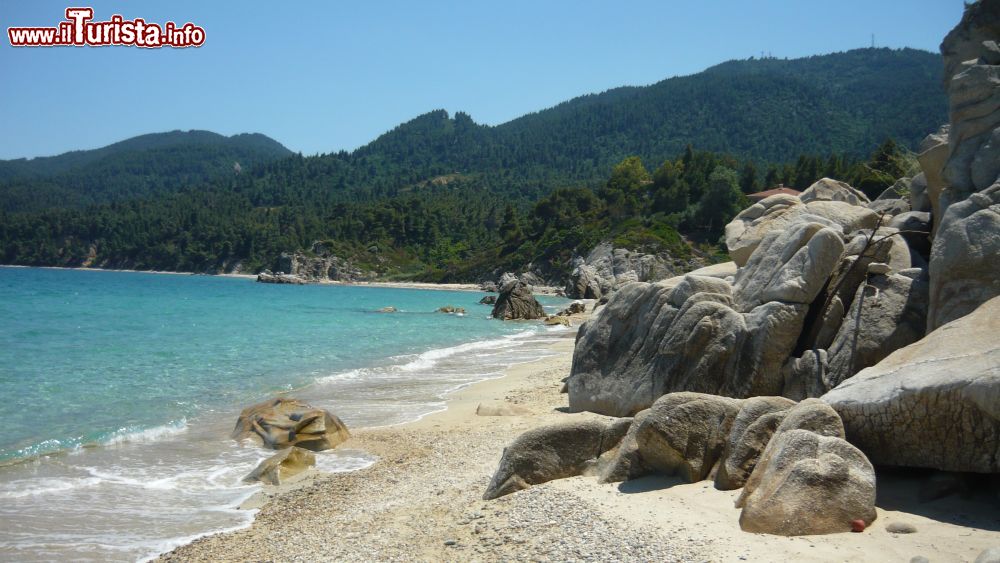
[918,127,950,233]
[940,2,1000,209]
[256,271,307,284]
[232,398,350,451]
[599,393,742,483]
[736,429,877,536]
[569,219,849,416]
[822,271,929,390]
[259,241,374,284]
[724,183,879,266]
[799,177,871,206]
[242,447,315,485]
[927,183,1000,330]
[564,241,706,299]
[558,301,586,316]
[714,396,796,490]
[486,392,877,537]
[491,278,545,320]
[483,418,632,499]
[823,295,1000,473]
[478,295,497,305]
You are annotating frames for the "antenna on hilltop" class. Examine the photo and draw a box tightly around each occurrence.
[871,33,875,49]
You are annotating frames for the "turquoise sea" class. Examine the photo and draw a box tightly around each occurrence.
[0,267,569,561]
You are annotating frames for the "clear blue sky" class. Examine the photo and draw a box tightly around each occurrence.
[0,0,965,159]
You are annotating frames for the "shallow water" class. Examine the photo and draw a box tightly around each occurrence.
[0,267,569,561]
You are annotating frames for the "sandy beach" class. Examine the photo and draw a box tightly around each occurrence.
[157,313,1000,563]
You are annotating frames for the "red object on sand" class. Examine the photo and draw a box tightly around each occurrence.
[851,519,866,532]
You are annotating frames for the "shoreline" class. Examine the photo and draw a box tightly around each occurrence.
[0,264,565,295]
[161,310,1000,563]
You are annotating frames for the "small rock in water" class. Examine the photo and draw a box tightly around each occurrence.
[886,522,917,534]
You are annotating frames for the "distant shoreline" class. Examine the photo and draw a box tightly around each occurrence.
[0,264,565,295]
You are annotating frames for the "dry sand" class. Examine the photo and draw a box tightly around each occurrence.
[160,323,1000,562]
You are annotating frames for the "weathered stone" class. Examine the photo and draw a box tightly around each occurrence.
[232,398,350,451]
[568,274,807,415]
[918,127,950,235]
[492,278,545,320]
[733,222,846,311]
[888,211,932,258]
[799,178,871,206]
[928,182,1000,330]
[242,447,315,486]
[715,396,796,490]
[867,198,911,217]
[559,301,587,316]
[479,295,497,305]
[599,393,742,484]
[823,295,1000,473]
[823,272,929,391]
[725,194,877,267]
[909,172,932,213]
[781,350,830,401]
[566,263,603,300]
[975,547,1000,563]
[483,417,632,499]
[737,429,876,536]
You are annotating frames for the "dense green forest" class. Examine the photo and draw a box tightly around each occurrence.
[0,48,944,281]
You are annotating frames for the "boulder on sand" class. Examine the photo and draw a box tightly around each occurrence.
[823,294,1000,473]
[736,429,877,536]
[232,397,350,451]
[715,396,796,490]
[599,393,743,484]
[483,418,632,499]
[492,278,546,320]
[242,446,315,485]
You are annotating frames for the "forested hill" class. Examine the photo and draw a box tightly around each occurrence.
[355,48,944,186]
[0,131,292,211]
[0,48,945,280]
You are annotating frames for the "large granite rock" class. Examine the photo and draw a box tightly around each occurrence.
[483,418,632,499]
[715,396,796,490]
[736,429,877,536]
[269,241,374,283]
[568,274,807,416]
[599,393,742,483]
[242,447,315,485]
[927,182,1000,330]
[940,1,1000,210]
[563,241,704,299]
[566,263,603,300]
[232,398,350,451]
[822,272,929,390]
[256,271,307,285]
[909,172,932,213]
[799,177,871,206]
[724,192,877,267]
[823,295,1000,473]
[733,222,846,311]
[918,127,950,235]
[491,278,546,320]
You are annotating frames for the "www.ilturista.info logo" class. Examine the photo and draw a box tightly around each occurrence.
[7,7,205,48]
